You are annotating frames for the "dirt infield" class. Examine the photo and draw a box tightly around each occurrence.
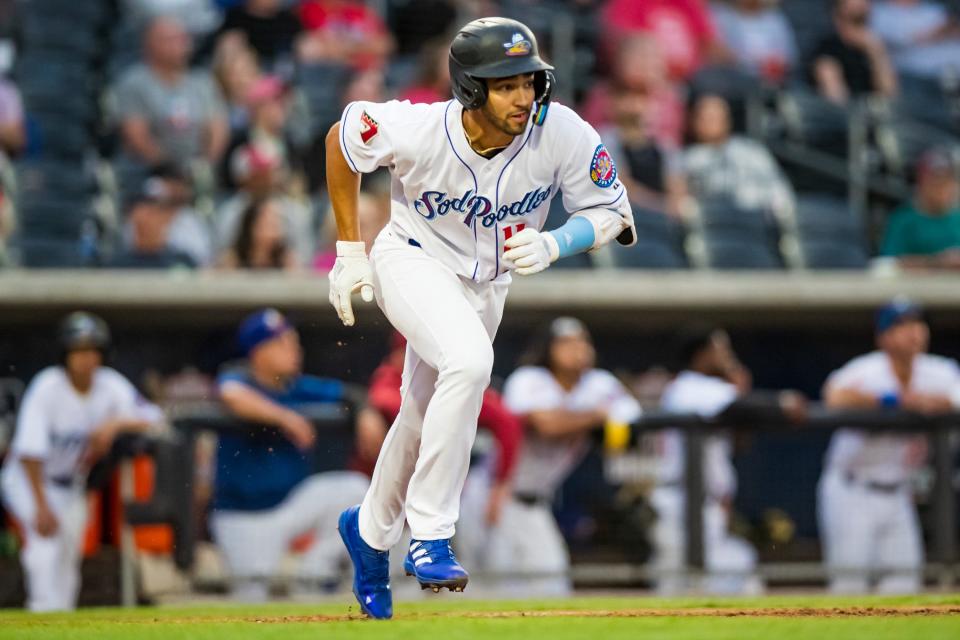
[218,604,960,624]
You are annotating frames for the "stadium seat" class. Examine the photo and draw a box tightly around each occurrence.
[891,75,956,134]
[20,17,102,59]
[794,193,868,269]
[14,237,92,268]
[777,88,850,155]
[23,0,109,27]
[704,236,783,270]
[26,117,93,159]
[16,55,94,91]
[298,64,351,134]
[21,87,99,125]
[609,207,687,269]
[695,199,784,270]
[17,161,97,198]
[874,117,960,177]
[780,0,833,60]
[18,210,95,239]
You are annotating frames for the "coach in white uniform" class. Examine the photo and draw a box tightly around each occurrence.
[819,298,960,594]
[491,317,641,595]
[1,313,156,611]
[325,18,636,617]
[651,327,764,596]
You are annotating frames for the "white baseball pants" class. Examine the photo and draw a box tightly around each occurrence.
[1,468,88,612]
[649,486,763,595]
[210,471,369,601]
[456,465,571,595]
[359,230,508,549]
[817,469,922,594]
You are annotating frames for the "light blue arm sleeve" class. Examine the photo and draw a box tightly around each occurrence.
[547,216,596,259]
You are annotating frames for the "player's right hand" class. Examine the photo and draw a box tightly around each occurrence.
[35,503,59,537]
[328,241,375,326]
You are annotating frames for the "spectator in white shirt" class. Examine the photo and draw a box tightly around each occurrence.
[684,93,795,224]
[713,0,799,83]
[870,0,960,81]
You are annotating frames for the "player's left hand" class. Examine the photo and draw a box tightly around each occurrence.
[503,228,559,276]
[329,241,375,326]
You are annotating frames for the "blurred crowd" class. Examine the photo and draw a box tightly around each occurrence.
[0,0,958,271]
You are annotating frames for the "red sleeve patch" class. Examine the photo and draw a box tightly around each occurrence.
[359,110,379,144]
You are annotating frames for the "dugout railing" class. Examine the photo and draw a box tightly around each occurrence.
[620,407,959,590]
[108,403,959,602]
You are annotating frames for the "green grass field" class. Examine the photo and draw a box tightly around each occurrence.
[1,594,959,640]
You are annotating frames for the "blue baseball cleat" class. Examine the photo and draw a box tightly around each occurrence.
[337,505,392,619]
[403,539,469,592]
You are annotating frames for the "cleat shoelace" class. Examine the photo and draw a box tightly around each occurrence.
[359,546,390,585]
[417,539,459,565]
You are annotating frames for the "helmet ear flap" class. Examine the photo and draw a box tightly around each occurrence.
[533,70,554,126]
[453,68,487,110]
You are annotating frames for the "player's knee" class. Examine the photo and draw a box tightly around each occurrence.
[22,541,58,573]
[444,343,494,387]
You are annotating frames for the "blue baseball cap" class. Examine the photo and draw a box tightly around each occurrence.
[875,297,924,335]
[237,308,292,356]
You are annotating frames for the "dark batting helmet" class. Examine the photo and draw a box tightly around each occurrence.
[59,311,111,354]
[449,17,555,125]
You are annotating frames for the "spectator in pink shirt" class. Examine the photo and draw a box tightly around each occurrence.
[298,0,394,70]
[602,0,732,82]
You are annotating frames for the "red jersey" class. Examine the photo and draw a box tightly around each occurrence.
[603,0,716,81]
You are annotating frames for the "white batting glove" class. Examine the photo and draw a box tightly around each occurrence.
[328,241,375,326]
[502,228,560,276]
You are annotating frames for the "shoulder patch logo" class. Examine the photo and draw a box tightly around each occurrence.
[503,33,531,57]
[590,144,617,188]
[359,110,379,144]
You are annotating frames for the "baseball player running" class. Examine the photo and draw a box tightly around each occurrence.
[0,313,157,611]
[819,298,960,593]
[325,18,635,618]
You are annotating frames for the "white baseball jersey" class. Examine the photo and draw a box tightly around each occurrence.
[503,366,642,499]
[657,371,739,499]
[823,351,960,484]
[338,99,632,282]
[1,366,143,483]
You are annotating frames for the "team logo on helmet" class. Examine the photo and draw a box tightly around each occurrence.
[359,110,379,144]
[589,144,617,188]
[503,33,531,57]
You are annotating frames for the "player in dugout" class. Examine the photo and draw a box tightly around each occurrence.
[818,298,960,593]
[646,325,807,595]
[1,312,160,611]
[209,308,381,601]
[495,317,642,595]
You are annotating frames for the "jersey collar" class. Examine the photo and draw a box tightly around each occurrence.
[445,100,532,170]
